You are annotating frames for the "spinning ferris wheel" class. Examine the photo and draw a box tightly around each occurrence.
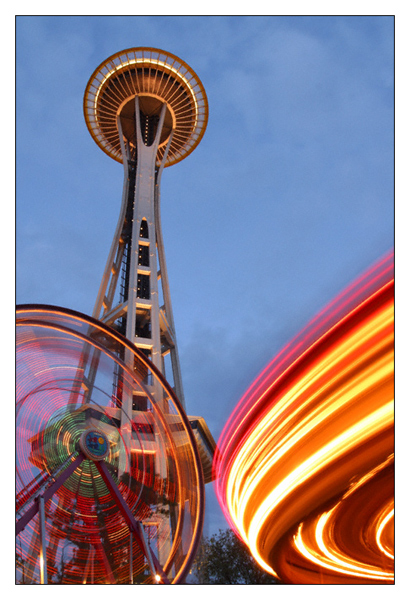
[16,305,204,584]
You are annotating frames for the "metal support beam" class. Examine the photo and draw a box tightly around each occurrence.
[38,495,48,584]
[95,459,170,583]
[16,453,85,536]
[129,531,134,584]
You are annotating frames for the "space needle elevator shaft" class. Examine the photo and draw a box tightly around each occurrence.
[92,97,185,412]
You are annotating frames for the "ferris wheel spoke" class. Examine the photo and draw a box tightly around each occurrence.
[17,453,83,516]
[89,465,119,580]
[16,453,85,536]
[16,470,50,514]
[95,459,169,583]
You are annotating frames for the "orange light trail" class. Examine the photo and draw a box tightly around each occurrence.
[213,251,394,584]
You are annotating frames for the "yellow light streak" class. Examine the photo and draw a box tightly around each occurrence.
[227,305,392,535]
[247,402,393,570]
[294,515,394,581]
[376,505,394,560]
[214,254,394,583]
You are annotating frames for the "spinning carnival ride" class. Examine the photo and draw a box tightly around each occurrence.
[214,252,394,584]
[16,305,204,584]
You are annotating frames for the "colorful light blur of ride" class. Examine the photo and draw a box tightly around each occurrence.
[16,305,204,584]
[213,251,394,584]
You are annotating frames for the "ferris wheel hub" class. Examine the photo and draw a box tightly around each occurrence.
[79,428,110,461]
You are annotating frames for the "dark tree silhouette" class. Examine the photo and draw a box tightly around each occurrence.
[192,528,280,585]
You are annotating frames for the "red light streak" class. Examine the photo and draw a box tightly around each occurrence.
[213,251,394,583]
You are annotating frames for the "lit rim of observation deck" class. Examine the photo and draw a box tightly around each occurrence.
[84,47,208,167]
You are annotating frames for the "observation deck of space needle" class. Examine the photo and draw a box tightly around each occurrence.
[16,48,215,585]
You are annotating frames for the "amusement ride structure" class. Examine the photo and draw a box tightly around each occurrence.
[214,252,394,584]
[16,48,215,585]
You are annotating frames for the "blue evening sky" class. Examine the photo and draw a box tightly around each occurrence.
[16,15,394,536]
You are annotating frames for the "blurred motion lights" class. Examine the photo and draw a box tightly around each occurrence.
[213,252,394,584]
[16,306,204,584]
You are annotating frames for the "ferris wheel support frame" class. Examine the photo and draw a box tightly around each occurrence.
[16,450,169,584]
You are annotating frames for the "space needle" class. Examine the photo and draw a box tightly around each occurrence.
[83,47,214,482]
[83,47,205,404]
